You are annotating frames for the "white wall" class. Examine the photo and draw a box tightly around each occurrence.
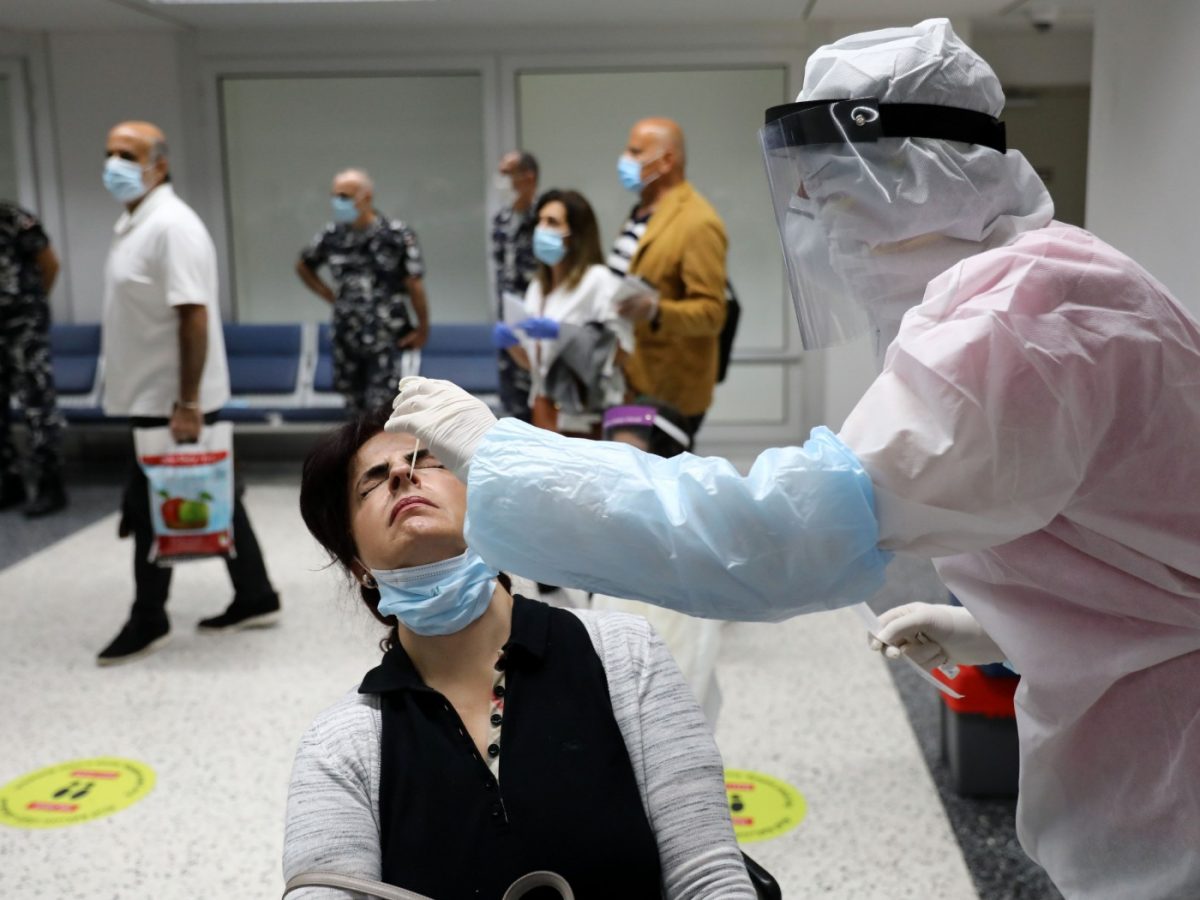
[45,32,187,322]
[1087,0,1200,317]
[973,28,1092,87]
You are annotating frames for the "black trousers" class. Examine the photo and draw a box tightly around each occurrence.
[122,414,275,617]
[497,350,532,422]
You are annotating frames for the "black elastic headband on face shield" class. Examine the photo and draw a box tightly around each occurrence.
[762,98,1007,154]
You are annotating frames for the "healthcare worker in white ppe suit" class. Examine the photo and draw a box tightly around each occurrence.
[389,19,1200,900]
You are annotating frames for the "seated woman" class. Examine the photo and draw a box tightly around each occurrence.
[493,189,631,438]
[285,406,753,899]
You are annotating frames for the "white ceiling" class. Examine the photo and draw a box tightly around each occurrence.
[0,0,1096,34]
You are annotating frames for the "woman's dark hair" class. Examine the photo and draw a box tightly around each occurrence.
[298,406,509,650]
[534,189,604,295]
[618,395,691,458]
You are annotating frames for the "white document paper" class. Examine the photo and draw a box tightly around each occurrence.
[501,292,527,327]
[854,603,965,700]
[611,274,659,307]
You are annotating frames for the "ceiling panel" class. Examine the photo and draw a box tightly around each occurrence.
[0,0,1093,34]
[0,0,178,31]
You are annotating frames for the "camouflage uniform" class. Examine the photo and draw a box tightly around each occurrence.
[491,204,537,420]
[301,215,424,414]
[0,203,64,484]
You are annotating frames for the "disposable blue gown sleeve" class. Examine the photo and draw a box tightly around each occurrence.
[464,419,892,622]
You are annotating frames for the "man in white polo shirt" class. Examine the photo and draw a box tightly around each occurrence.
[97,120,280,665]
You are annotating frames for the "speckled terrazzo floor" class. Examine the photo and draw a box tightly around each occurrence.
[1,479,991,899]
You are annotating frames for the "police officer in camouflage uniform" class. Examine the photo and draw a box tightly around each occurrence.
[0,202,67,517]
[296,169,430,415]
[491,151,539,421]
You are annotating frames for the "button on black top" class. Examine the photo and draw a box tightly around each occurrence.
[490,713,503,727]
[494,655,507,672]
[487,743,500,758]
[493,683,506,698]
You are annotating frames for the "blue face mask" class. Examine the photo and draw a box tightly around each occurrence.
[617,155,643,192]
[331,195,359,224]
[533,226,568,266]
[103,157,148,203]
[370,548,499,636]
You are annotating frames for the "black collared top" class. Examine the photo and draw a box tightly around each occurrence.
[359,595,663,900]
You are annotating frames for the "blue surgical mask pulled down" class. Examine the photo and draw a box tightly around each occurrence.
[371,548,499,636]
[532,226,568,266]
[331,195,359,224]
[103,157,148,203]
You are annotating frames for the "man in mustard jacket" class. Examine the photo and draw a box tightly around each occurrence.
[608,118,728,438]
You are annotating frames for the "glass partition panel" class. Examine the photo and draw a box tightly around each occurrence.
[221,73,487,323]
[0,75,19,203]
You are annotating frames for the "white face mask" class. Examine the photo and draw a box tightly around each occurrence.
[494,174,517,207]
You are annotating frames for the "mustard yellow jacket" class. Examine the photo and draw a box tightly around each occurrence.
[625,181,728,417]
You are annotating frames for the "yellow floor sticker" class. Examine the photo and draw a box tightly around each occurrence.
[0,758,155,829]
[725,768,807,843]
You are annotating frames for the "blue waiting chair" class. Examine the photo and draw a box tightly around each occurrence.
[49,323,107,422]
[416,323,500,395]
[221,323,304,423]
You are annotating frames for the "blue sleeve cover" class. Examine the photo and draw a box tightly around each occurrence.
[465,419,892,622]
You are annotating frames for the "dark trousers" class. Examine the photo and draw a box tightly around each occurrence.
[331,321,414,416]
[123,414,275,618]
[497,351,532,422]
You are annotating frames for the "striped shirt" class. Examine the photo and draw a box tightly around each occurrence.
[608,205,737,308]
[606,206,652,278]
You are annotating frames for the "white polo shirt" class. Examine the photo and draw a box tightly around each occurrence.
[101,184,230,417]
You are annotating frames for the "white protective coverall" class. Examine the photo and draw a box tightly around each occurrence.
[390,20,1200,899]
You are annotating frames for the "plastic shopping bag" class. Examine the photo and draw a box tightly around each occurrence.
[134,422,235,564]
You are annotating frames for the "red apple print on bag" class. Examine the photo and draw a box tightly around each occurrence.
[157,490,213,530]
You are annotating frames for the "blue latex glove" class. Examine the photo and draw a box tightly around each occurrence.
[517,317,560,339]
[492,321,519,349]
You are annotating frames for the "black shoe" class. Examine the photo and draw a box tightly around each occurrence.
[0,473,26,511]
[23,476,68,518]
[97,615,171,666]
[197,593,281,632]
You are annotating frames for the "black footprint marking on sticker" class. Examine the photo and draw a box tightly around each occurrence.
[51,780,94,800]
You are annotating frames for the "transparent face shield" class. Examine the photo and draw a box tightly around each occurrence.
[758,98,1007,351]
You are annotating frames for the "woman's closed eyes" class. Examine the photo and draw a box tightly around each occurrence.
[358,455,446,499]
